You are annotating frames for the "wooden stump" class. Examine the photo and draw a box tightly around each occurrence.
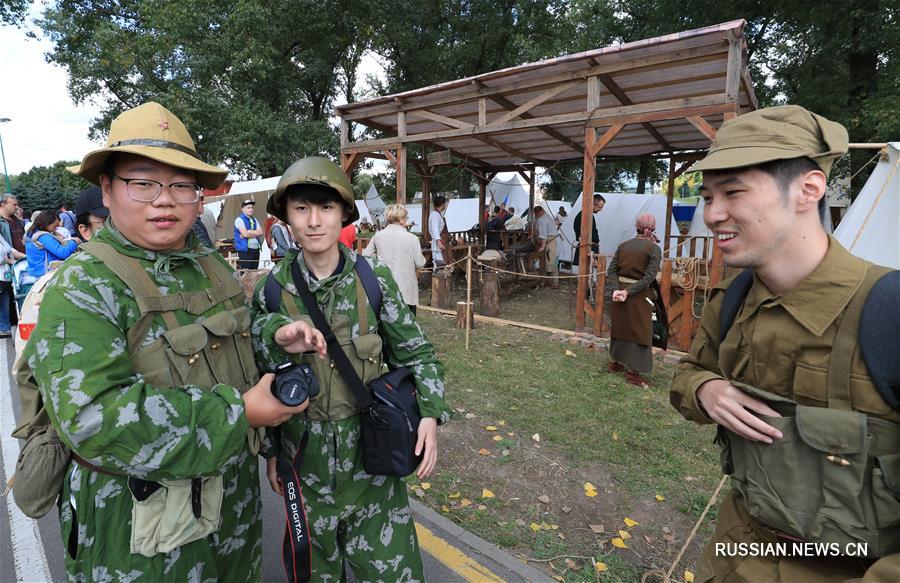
[431,270,451,309]
[480,260,501,317]
[455,302,475,329]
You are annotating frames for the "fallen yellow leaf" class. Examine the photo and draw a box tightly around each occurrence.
[420,482,431,490]
[552,576,564,582]
[482,488,495,499]
[623,517,639,528]
[460,498,472,508]
[532,433,541,442]
[479,448,491,456]
[612,537,628,549]
[529,522,542,532]
[440,505,450,512]
[507,432,515,436]
[477,504,487,510]
[612,431,619,441]
[448,492,461,499]
[498,420,506,426]
[485,426,498,431]
[618,530,631,540]
[685,570,695,583]
[492,435,503,442]
[655,494,665,502]
[595,561,608,572]
[585,489,598,498]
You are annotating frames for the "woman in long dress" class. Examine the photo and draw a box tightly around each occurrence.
[607,213,662,387]
[363,204,426,313]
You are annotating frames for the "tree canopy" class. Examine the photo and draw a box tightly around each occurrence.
[28,0,900,194]
[11,161,90,212]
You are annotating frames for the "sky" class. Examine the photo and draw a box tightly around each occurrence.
[0,13,101,176]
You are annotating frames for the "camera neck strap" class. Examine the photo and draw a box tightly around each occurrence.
[276,428,311,583]
[290,259,376,410]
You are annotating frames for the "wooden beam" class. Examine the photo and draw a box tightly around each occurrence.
[576,127,597,330]
[422,172,432,239]
[478,97,487,126]
[342,42,730,121]
[349,117,491,167]
[409,108,473,130]
[664,156,675,256]
[488,93,583,155]
[489,81,577,126]
[587,76,600,110]
[597,72,674,151]
[382,149,398,166]
[340,152,361,174]
[474,135,548,165]
[396,145,407,204]
[589,123,625,158]
[673,159,696,179]
[724,33,742,104]
[686,115,718,140]
[478,176,487,241]
[343,94,730,151]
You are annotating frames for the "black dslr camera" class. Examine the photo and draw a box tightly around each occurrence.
[272,361,319,407]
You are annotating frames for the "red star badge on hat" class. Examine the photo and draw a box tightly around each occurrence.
[159,120,169,130]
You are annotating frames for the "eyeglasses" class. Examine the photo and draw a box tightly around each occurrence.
[113,174,202,204]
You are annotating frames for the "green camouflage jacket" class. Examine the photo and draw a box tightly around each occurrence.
[24,221,252,480]
[250,246,451,431]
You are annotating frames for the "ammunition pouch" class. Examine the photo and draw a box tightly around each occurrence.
[717,384,900,557]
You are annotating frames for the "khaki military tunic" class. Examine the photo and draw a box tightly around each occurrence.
[671,238,900,582]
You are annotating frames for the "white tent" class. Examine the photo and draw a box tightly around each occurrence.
[364,184,387,227]
[835,142,900,268]
[558,193,680,265]
[486,175,530,215]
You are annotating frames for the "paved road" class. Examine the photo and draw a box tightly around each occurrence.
[1,338,549,582]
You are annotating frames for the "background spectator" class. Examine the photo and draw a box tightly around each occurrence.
[363,204,426,313]
[25,210,78,280]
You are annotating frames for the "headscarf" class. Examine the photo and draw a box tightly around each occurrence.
[636,213,659,243]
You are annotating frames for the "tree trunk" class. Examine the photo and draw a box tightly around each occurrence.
[455,302,475,329]
[635,159,649,194]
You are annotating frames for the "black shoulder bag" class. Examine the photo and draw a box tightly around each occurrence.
[289,259,423,477]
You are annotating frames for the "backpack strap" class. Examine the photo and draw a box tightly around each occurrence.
[354,256,383,317]
[859,269,900,411]
[718,269,754,343]
[826,265,890,410]
[196,254,245,310]
[264,271,282,314]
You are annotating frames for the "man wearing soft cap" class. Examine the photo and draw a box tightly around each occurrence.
[670,105,899,582]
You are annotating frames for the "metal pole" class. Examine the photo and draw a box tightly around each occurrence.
[0,118,11,193]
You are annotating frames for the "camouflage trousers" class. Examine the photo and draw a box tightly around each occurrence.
[696,490,893,582]
[59,445,262,582]
[284,415,424,583]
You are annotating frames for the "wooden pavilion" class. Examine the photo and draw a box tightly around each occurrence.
[336,19,759,343]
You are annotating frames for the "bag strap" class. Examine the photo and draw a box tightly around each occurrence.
[289,260,375,410]
[276,429,311,583]
[718,269,754,343]
[354,256,382,316]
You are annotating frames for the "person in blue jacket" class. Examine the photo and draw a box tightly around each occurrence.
[25,210,78,279]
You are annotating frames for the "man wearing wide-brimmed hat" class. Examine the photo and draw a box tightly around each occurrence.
[670,105,900,582]
[21,102,310,581]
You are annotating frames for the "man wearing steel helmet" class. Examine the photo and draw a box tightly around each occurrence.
[22,102,309,581]
[670,105,900,582]
[251,156,451,582]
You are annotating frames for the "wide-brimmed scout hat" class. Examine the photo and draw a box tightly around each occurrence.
[69,102,227,189]
[267,156,359,226]
[692,105,849,177]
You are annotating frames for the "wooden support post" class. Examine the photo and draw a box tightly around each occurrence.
[465,248,473,349]
[593,255,606,338]
[660,258,673,311]
[664,156,675,257]
[431,270,450,309]
[422,170,432,242]
[478,176,487,243]
[709,240,725,287]
[340,118,350,148]
[456,302,475,329]
[396,144,407,204]
[480,259,501,317]
[576,127,597,330]
[678,287,695,350]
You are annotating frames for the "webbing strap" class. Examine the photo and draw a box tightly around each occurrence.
[827,266,891,410]
[355,276,368,336]
[81,242,181,337]
[196,255,244,310]
[283,288,302,319]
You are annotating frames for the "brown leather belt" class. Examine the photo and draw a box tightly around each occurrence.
[71,452,125,477]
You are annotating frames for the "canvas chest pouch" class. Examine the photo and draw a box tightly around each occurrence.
[717,383,900,557]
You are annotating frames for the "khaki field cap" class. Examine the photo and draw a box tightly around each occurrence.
[69,102,227,189]
[692,105,849,177]
[268,156,359,225]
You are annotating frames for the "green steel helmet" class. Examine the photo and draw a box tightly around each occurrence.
[268,156,359,225]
